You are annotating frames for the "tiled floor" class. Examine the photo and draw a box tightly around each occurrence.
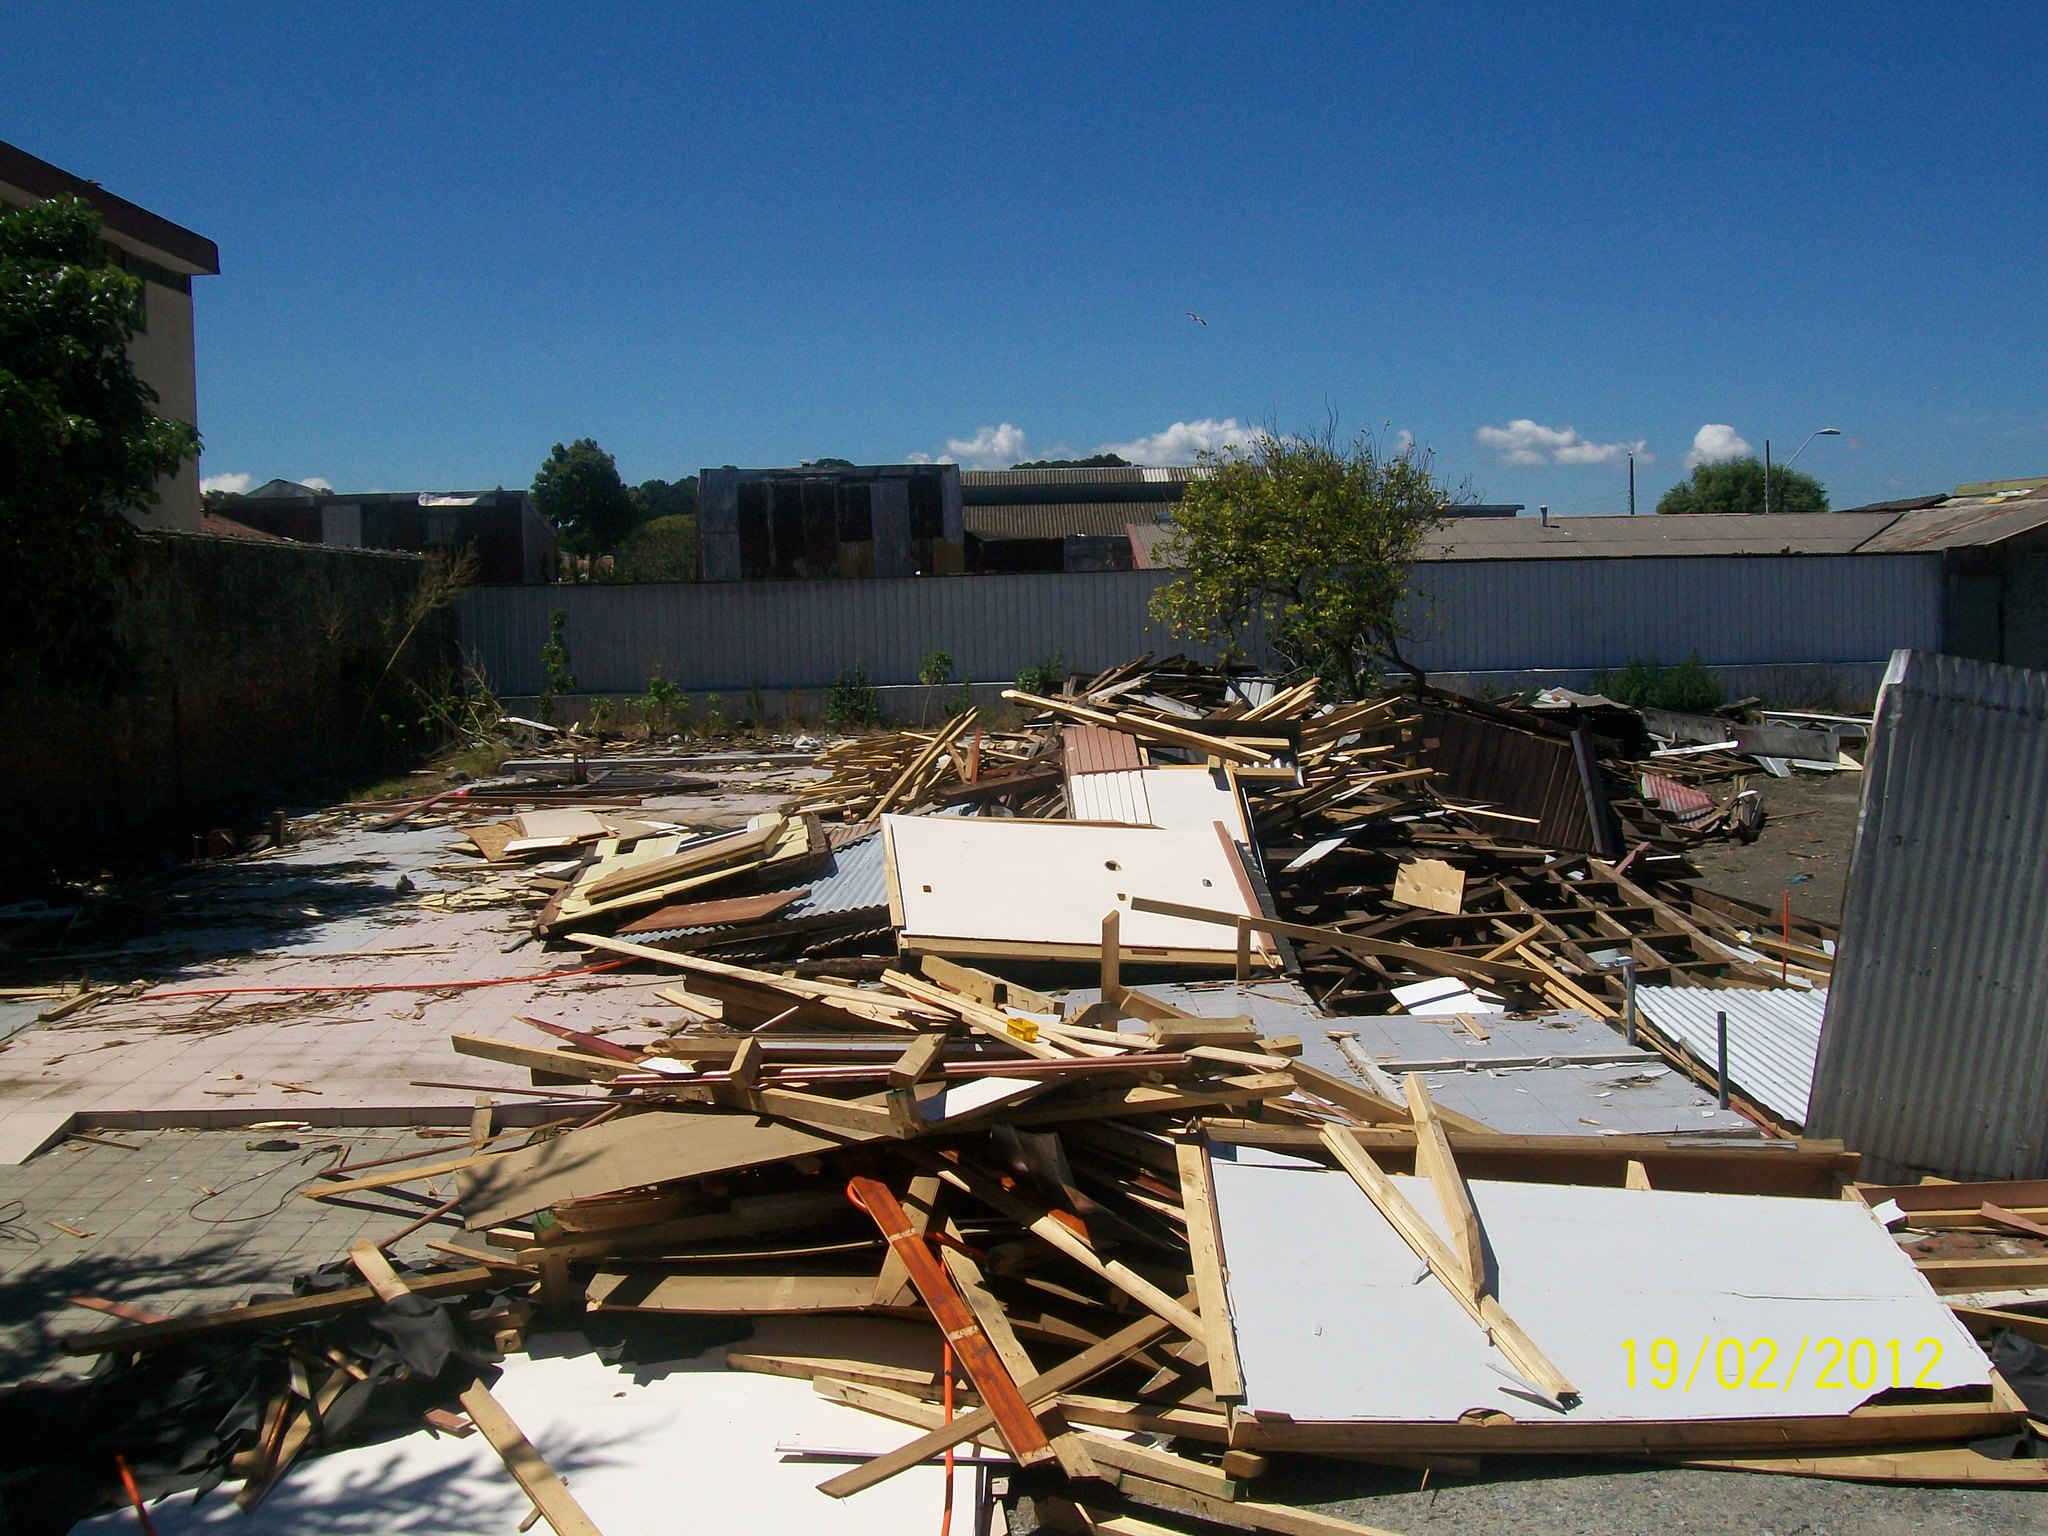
[0,780,793,1158]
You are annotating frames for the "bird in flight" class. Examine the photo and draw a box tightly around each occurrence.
[1187,311,1207,326]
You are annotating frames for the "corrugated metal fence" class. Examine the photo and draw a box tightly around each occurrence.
[1808,649,2048,1180]
[457,552,1943,695]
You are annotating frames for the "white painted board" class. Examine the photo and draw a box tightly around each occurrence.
[884,814,1261,953]
[1208,1159,1990,1424]
[78,1341,959,1534]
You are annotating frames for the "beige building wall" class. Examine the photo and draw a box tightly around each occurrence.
[0,154,215,534]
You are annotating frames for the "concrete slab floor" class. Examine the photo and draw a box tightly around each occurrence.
[0,1125,476,1386]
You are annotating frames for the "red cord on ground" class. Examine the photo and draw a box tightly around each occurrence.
[114,1453,157,1536]
[940,1337,956,1536]
[137,959,627,1001]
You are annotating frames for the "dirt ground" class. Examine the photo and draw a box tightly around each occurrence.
[1685,769,1867,927]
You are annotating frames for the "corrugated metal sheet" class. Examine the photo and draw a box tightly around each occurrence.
[1634,986,1827,1127]
[1068,770,1152,824]
[1415,705,1620,856]
[1417,512,1902,560]
[630,827,889,942]
[457,554,1943,695]
[960,467,1197,490]
[1856,486,2048,552]
[1808,649,2048,1181]
[1402,554,1942,672]
[965,504,1168,540]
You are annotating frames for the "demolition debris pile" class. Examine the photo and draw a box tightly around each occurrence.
[39,654,2048,1535]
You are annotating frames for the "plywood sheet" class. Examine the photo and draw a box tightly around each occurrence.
[1393,858,1465,915]
[1208,1157,1990,1424]
[883,815,1259,955]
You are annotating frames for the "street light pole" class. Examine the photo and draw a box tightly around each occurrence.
[1779,427,1842,513]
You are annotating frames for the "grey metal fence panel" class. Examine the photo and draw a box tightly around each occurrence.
[457,553,1943,695]
[1807,649,2048,1181]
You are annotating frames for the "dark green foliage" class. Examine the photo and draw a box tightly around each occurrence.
[635,667,687,734]
[0,197,200,693]
[1589,653,1724,713]
[634,476,697,521]
[536,609,574,721]
[532,438,640,555]
[1015,650,1067,696]
[612,514,698,581]
[1656,457,1828,517]
[1151,427,1449,698]
[801,457,856,469]
[918,649,954,687]
[825,663,884,729]
[1011,453,1132,469]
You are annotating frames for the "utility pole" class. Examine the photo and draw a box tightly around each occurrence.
[1627,451,1636,515]
[1763,438,1773,516]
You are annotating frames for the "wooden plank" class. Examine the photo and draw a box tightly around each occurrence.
[886,1033,947,1089]
[1287,1060,1492,1135]
[1981,1202,2048,1240]
[1128,897,1541,985]
[1859,1178,2048,1213]
[941,1163,1205,1341]
[346,1240,411,1305]
[1916,1256,2048,1292]
[62,1267,497,1355]
[846,1173,1055,1466]
[585,1270,886,1314]
[449,1034,626,1083]
[1318,1125,1578,1405]
[461,1110,864,1230]
[457,1380,607,1536]
[816,1303,1181,1499]
[1403,1075,1484,1301]
[1175,1140,1245,1401]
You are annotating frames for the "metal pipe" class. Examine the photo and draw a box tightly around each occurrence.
[1716,1010,1730,1108]
[1621,958,1639,1047]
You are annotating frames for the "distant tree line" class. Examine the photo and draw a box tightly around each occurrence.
[529,438,699,580]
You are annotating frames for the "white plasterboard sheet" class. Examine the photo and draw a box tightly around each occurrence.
[1209,1160,1988,1424]
[1391,977,1502,1015]
[884,814,1258,952]
[513,808,613,840]
[78,1341,956,1534]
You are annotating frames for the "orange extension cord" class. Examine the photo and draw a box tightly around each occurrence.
[940,1338,956,1536]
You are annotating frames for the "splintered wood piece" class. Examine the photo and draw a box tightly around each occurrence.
[817,1304,1181,1499]
[1174,1140,1245,1400]
[845,1173,1055,1467]
[1101,909,1122,1001]
[1318,1125,1578,1407]
[1403,1075,1484,1302]
[457,1380,607,1536]
[940,1162,1206,1342]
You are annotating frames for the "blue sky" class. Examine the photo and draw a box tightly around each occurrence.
[7,3,2045,512]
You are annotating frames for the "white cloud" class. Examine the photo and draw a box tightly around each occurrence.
[908,423,1028,469]
[1390,429,1415,456]
[1684,424,1752,468]
[302,476,334,492]
[200,472,253,495]
[1476,419,1648,467]
[1095,418,1259,466]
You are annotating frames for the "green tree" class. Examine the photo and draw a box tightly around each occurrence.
[612,514,699,581]
[1656,457,1828,516]
[1150,428,1450,698]
[634,475,698,522]
[1012,453,1132,469]
[532,438,640,555]
[0,197,199,691]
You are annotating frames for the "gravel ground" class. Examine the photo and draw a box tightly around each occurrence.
[1685,769,1866,925]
